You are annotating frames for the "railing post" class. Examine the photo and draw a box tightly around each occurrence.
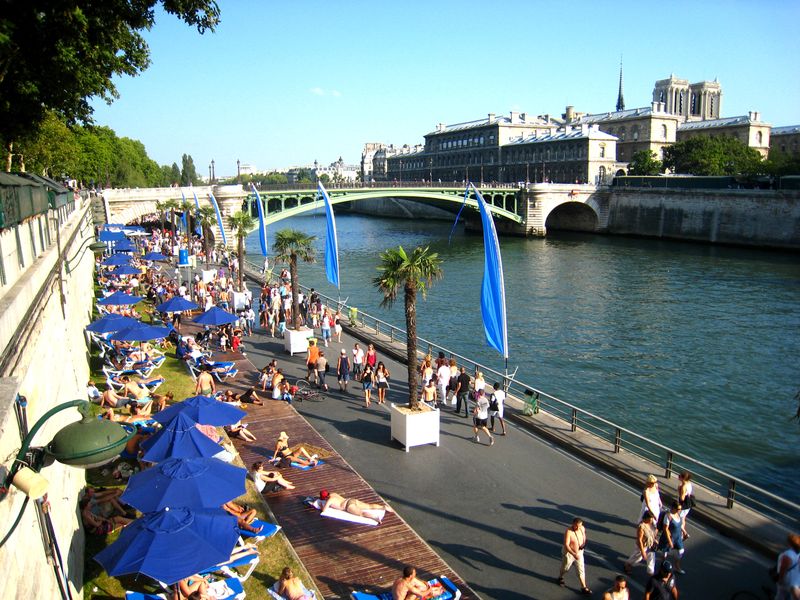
[614,428,621,453]
[727,479,737,509]
[570,408,577,432]
[389,328,394,343]
[665,451,673,479]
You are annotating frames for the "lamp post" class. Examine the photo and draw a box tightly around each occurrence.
[237,159,241,184]
[211,160,215,184]
[208,164,212,184]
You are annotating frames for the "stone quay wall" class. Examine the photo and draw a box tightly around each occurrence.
[0,200,97,599]
[606,187,800,249]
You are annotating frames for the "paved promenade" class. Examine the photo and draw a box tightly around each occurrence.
[233,320,775,600]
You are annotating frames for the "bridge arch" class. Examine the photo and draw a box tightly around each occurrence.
[544,201,599,232]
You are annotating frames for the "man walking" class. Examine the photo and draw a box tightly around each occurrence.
[454,366,472,417]
[352,343,365,382]
[624,511,658,575]
[644,560,678,599]
[558,517,592,596]
[472,390,494,446]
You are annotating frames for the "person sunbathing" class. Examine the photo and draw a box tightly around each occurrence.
[99,385,129,409]
[103,402,152,423]
[222,501,262,533]
[250,461,295,492]
[271,431,318,467]
[392,566,443,600]
[80,493,133,536]
[225,421,256,442]
[221,388,264,406]
[319,489,394,523]
[120,375,160,402]
[276,566,313,600]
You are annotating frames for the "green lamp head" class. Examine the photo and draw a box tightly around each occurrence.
[45,402,132,468]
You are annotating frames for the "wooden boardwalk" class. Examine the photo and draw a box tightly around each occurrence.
[204,339,477,599]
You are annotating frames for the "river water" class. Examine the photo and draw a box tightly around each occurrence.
[246,212,800,501]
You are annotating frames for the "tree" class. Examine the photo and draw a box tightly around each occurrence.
[155,200,168,234]
[318,173,330,184]
[227,211,255,292]
[180,199,196,243]
[170,163,182,185]
[272,230,317,329]
[197,205,218,266]
[0,1,220,166]
[15,112,80,177]
[627,150,663,176]
[163,199,180,236]
[295,169,313,184]
[662,137,764,176]
[764,150,800,177]
[373,246,443,408]
[181,154,200,186]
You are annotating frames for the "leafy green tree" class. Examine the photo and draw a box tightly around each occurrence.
[263,172,288,185]
[663,137,764,176]
[0,1,220,167]
[373,246,443,408]
[179,199,196,243]
[764,150,800,177]
[155,200,168,234]
[170,163,182,185]
[181,154,200,186]
[318,173,330,184]
[163,199,180,236]
[197,205,218,266]
[627,150,663,176]
[16,112,79,177]
[227,211,255,291]
[295,169,313,184]
[272,230,317,328]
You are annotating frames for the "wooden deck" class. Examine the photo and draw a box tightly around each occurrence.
[200,339,477,599]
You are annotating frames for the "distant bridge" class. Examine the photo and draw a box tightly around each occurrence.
[99,182,610,246]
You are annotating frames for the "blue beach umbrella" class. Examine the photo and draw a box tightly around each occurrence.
[143,251,170,261]
[152,395,246,427]
[156,296,198,313]
[141,412,224,463]
[113,239,137,252]
[85,314,141,334]
[108,323,172,343]
[120,457,246,512]
[192,306,239,327]
[99,230,126,243]
[101,254,132,266]
[97,290,143,306]
[93,507,239,585]
[110,265,141,276]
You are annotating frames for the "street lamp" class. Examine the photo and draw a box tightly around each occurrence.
[208,163,212,183]
[237,159,241,184]
[211,160,215,184]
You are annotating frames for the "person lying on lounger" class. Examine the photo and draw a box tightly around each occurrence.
[103,402,153,424]
[222,501,263,533]
[392,566,443,600]
[99,385,129,409]
[250,461,295,492]
[319,489,394,523]
[271,431,318,467]
[120,375,160,402]
[225,420,256,442]
[277,566,313,600]
[221,388,264,406]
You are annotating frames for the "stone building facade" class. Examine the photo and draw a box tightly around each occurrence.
[676,112,771,157]
[768,125,800,157]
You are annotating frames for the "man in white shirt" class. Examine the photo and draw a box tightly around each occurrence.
[352,343,365,381]
[436,363,450,407]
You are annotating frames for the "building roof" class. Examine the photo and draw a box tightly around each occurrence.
[677,114,770,131]
[425,114,555,136]
[0,172,39,187]
[577,106,676,124]
[771,125,800,136]
[506,128,617,146]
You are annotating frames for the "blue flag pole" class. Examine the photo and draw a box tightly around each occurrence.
[317,182,340,290]
[251,184,268,257]
[207,192,227,248]
[180,189,188,234]
[192,190,202,236]
[472,183,508,362]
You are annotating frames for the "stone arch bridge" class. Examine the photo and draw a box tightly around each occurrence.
[99,183,611,246]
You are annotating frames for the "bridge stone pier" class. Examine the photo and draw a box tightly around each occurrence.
[518,183,611,237]
[98,184,248,247]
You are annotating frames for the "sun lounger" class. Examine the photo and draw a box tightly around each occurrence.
[157,575,245,600]
[236,519,280,545]
[291,460,324,470]
[303,498,381,526]
[350,577,460,600]
[268,580,317,600]
[125,592,166,600]
[200,551,259,583]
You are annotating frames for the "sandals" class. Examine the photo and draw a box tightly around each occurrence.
[557,578,565,587]
[581,587,593,596]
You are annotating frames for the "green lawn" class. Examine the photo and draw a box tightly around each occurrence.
[83,302,317,600]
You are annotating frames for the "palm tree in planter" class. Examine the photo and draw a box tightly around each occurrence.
[197,205,217,267]
[163,198,180,239]
[373,246,443,408]
[272,229,316,329]
[227,210,255,292]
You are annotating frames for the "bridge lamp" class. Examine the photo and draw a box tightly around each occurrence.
[64,239,106,274]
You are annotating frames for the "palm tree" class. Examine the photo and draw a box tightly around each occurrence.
[180,199,196,243]
[163,198,180,238]
[197,205,217,267]
[227,211,255,292]
[373,246,443,408]
[272,229,317,329]
[155,200,167,233]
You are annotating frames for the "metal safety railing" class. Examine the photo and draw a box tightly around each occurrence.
[242,259,800,527]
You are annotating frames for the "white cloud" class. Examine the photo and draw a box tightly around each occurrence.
[331,90,341,97]
[310,87,325,96]
[309,87,342,98]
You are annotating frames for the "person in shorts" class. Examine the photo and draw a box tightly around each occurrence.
[472,389,494,446]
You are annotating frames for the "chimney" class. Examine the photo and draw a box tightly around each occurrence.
[510,111,520,124]
[437,123,445,132]
[565,105,575,122]
[520,112,528,122]
[488,113,495,123]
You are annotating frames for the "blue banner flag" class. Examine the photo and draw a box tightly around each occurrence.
[180,189,188,233]
[192,190,202,236]
[472,184,508,359]
[251,184,268,257]
[447,185,470,244]
[317,182,340,289]
[207,192,227,247]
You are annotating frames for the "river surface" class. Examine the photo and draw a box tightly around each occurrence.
[246,212,800,502]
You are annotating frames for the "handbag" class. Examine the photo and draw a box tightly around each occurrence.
[488,395,499,412]
[683,494,696,509]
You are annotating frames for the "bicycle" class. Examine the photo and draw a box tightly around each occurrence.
[292,379,324,402]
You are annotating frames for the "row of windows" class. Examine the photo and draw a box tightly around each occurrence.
[431,134,494,151]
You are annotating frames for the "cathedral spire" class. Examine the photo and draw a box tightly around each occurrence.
[616,58,625,112]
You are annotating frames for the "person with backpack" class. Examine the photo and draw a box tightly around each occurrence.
[775,533,800,600]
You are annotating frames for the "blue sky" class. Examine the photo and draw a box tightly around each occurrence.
[90,0,800,177]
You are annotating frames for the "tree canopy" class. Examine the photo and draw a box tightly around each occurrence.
[627,150,663,176]
[0,0,220,150]
[662,137,764,176]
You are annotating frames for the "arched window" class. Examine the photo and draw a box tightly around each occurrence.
[619,127,626,141]
[599,166,606,182]
[599,144,606,158]
[757,131,763,145]
[661,124,668,141]
[632,125,639,141]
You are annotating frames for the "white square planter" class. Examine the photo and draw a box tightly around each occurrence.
[390,403,440,452]
[284,327,315,356]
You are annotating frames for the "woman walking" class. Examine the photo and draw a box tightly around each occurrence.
[375,361,390,405]
[677,471,694,539]
[362,364,375,407]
